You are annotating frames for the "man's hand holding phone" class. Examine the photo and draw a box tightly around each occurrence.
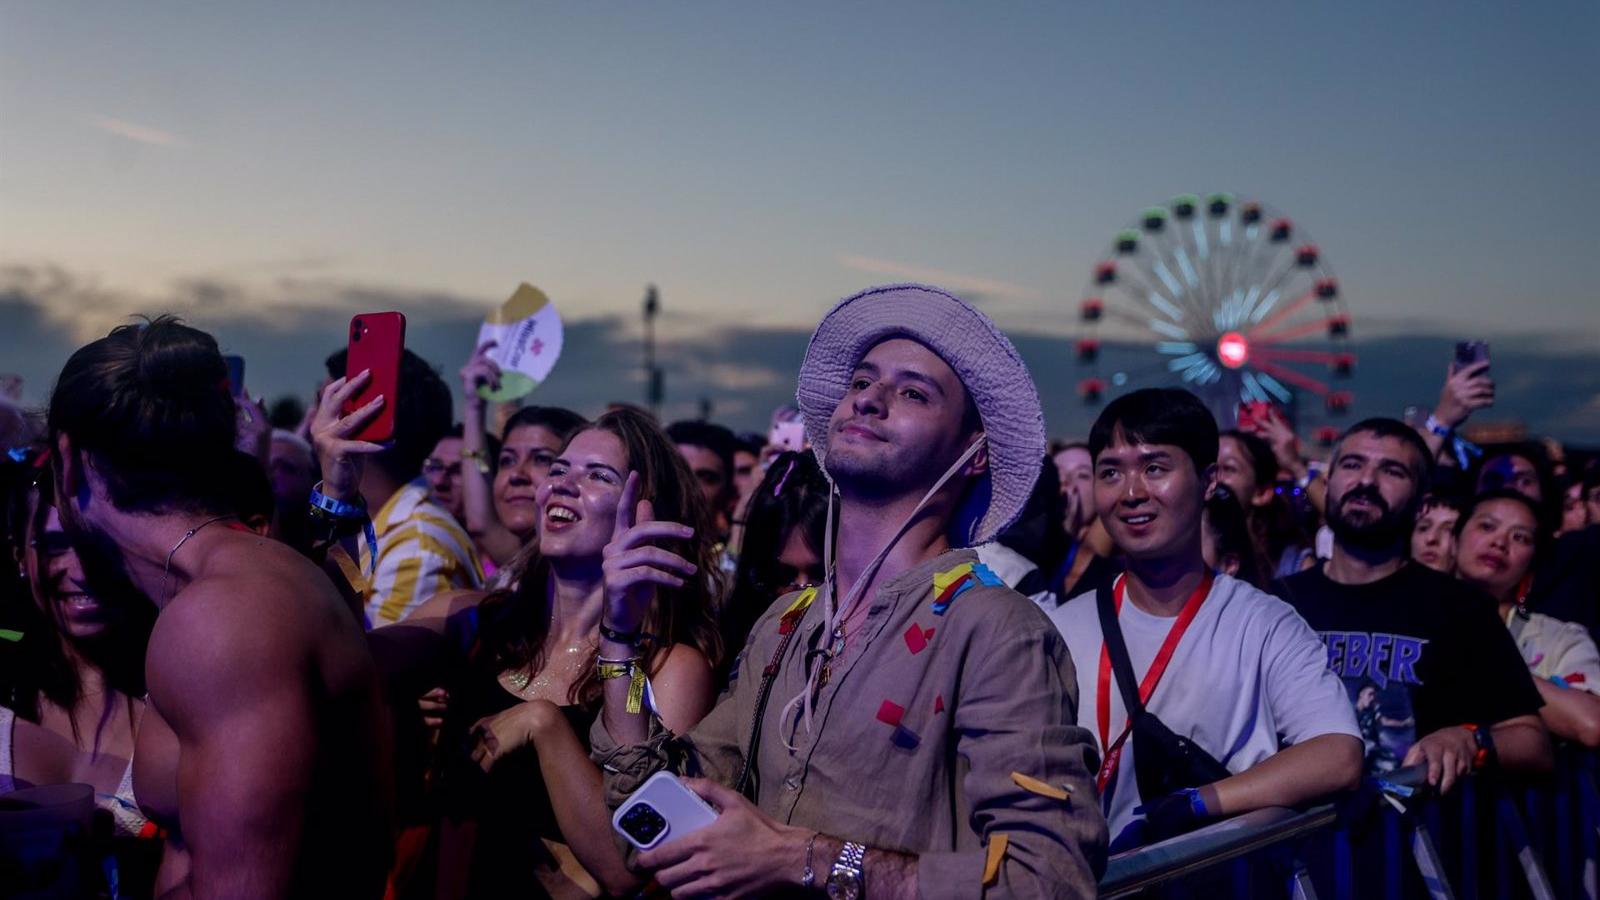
[1436,342,1495,431]
[309,371,387,503]
[624,773,815,898]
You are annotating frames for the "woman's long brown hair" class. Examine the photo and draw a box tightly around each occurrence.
[473,407,725,706]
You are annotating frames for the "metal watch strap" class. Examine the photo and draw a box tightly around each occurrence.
[828,841,865,893]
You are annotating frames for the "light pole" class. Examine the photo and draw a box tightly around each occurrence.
[643,284,662,415]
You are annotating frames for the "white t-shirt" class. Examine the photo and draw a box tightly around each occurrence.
[1047,572,1359,844]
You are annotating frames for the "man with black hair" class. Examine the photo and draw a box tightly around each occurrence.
[666,419,740,539]
[1047,387,1361,851]
[1283,418,1551,792]
[314,349,481,626]
[48,318,394,899]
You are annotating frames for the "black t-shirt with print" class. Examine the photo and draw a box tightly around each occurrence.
[1281,561,1543,777]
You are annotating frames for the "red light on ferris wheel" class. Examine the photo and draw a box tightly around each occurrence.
[1217,331,1250,369]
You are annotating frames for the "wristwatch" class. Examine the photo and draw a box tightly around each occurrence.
[825,841,865,900]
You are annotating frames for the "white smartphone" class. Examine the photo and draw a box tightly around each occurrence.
[612,771,720,852]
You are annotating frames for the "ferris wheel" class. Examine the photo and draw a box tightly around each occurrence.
[1074,193,1355,442]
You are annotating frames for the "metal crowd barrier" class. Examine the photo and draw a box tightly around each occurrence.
[1098,745,1600,899]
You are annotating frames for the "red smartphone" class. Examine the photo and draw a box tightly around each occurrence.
[1236,400,1268,431]
[344,312,406,443]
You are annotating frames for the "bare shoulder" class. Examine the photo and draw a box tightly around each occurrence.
[650,643,713,682]
[148,536,347,717]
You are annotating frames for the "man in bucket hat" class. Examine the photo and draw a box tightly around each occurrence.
[590,284,1106,898]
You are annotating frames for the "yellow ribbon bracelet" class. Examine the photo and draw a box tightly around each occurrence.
[597,659,647,713]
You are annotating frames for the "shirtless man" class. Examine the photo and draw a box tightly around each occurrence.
[47,317,393,899]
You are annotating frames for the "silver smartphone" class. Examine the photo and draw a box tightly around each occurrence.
[612,771,720,852]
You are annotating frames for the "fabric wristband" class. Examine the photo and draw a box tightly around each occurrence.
[459,446,491,475]
[597,657,647,713]
[309,484,377,575]
[1424,415,1483,470]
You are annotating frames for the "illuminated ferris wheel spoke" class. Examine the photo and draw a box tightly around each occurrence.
[1111,260,1187,321]
[1255,372,1295,403]
[1246,287,1317,337]
[1075,194,1355,430]
[1251,315,1337,345]
[1110,280,1187,327]
[1252,346,1350,366]
[1142,230,1213,324]
[1251,359,1331,397]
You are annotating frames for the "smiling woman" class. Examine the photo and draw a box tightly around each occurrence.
[0,459,163,890]
[381,406,726,898]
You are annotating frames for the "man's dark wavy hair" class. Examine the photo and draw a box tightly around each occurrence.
[48,315,236,514]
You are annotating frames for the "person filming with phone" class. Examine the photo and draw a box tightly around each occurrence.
[312,317,483,627]
[1418,341,1495,469]
[589,284,1107,899]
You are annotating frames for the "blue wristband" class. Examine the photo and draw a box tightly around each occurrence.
[1185,787,1209,818]
[310,486,366,518]
[309,485,378,575]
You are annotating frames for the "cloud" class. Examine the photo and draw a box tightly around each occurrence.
[85,114,186,148]
[3,262,1597,445]
[836,254,1042,303]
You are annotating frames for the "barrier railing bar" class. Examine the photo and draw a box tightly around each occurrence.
[1332,826,1352,900]
[1289,858,1320,900]
[1095,754,1600,899]
[1496,792,1558,900]
[1099,804,1339,899]
[1409,820,1456,900]
[1385,801,1403,900]
[1554,779,1575,900]
[1460,777,1478,900]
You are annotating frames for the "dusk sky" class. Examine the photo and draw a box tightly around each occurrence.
[3,3,1597,439]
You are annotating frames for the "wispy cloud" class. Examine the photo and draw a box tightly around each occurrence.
[836,254,1041,303]
[85,114,186,148]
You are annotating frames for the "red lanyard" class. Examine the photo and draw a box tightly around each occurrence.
[1094,571,1213,794]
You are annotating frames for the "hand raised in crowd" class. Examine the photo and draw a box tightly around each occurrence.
[602,472,697,634]
[637,777,811,898]
[468,698,561,772]
[459,341,502,406]
[309,370,387,503]
[1401,725,1479,794]
[1245,404,1309,480]
[1433,360,1494,430]
[418,686,450,732]
[234,390,272,464]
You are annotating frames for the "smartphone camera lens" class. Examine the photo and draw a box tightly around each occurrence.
[351,319,364,341]
[620,803,667,845]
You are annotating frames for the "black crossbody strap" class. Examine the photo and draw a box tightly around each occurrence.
[1095,581,1146,718]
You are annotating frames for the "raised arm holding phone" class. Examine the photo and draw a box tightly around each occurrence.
[1420,342,1495,466]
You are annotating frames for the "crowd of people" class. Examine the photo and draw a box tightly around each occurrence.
[1,282,1597,899]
